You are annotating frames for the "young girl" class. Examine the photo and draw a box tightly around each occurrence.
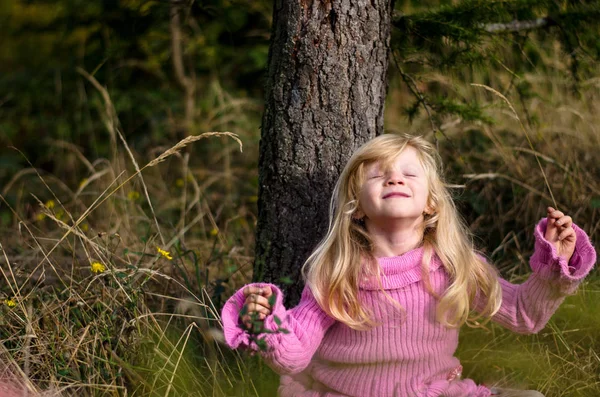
[221,134,596,397]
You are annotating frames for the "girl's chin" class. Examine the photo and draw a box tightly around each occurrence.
[367,214,424,225]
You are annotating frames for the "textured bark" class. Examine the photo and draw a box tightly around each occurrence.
[255,0,392,305]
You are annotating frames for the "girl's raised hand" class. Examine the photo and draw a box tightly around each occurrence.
[240,285,273,331]
[544,207,576,261]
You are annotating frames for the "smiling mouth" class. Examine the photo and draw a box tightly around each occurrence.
[383,192,410,199]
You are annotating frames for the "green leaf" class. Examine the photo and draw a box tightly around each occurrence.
[57,368,70,377]
[256,338,267,351]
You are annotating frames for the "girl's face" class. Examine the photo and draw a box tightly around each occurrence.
[357,146,430,226]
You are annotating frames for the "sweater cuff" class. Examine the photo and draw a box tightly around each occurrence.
[530,218,596,284]
[221,282,287,350]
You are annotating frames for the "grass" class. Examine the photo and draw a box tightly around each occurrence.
[1,32,599,397]
[457,276,600,397]
[0,76,261,396]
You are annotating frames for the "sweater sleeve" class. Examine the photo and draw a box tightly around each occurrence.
[474,219,596,334]
[221,282,335,374]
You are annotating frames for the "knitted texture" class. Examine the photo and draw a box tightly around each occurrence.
[221,220,596,396]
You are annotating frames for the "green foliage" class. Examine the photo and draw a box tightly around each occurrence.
[391,0,600,126]
[0,0,271,187]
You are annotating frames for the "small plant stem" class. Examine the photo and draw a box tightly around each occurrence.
[471,83,558,209]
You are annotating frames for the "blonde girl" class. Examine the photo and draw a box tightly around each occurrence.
[221,134,596,397]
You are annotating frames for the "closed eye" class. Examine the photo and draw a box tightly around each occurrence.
[369,175,383,179]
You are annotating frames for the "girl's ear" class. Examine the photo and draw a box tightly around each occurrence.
[424,194,437,215]
[353,209,365,220]
[424,204,435,215]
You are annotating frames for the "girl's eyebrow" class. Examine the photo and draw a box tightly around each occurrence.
[365,163,381,173]
[366,170,382,178]
[403,165,421,173]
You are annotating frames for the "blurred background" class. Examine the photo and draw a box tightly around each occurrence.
[0,0,598,396]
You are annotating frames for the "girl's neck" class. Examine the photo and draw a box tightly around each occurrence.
[366,218,424,258]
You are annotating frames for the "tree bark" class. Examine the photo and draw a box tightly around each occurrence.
[255,0,392,306]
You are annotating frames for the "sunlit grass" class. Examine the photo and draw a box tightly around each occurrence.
[458,275,600,397]
[1,28,599,397]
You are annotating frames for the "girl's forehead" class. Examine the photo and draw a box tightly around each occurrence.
[364,147,424,170]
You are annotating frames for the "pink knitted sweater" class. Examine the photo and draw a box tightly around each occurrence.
[221,220,596,396]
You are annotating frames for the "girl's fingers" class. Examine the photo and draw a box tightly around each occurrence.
[262,285,273,298]
[244,294,271,309]
[244,302,272,316]
[558,227,575,241]
[242,311,267,321]
[554,215,572,228]
[242,311,270,327]
[545,216,558,240]
[241,308,269,330]
[242,313,266,326]
[242,316,265,330]
[243,286,274,303]
[243,286,265,297]
[240,286,277,330]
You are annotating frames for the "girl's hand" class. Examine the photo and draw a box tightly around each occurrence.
[240,285,273,331]
[544,207,576,262]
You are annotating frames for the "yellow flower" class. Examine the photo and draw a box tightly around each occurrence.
[156,247,173,260]
[176,174,194,188]
[55,209,64,221]
[79,178,88,188]
[36,213,46,221]
[210,228,218,236]
[91,261,106,273]
[81,223,89,232]
[5,299,16,308]
[127,191,140,201]
[45,200,55,209]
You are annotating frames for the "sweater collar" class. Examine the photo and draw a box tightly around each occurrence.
[359,247,442,290]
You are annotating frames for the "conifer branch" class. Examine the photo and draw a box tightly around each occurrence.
[483,17,555,33]
[392,12,556,34]
[392,52,437,136]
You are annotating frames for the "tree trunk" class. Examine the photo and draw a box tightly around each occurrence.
[255,0,392,306]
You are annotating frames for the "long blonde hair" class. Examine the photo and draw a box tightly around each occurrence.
[302,133,502,330]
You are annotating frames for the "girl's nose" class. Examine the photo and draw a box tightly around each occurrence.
[386,173,405,185]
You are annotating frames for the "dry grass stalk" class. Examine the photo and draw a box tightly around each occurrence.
[147,132,243,168]
[470,83,558,209]
[75,68,117,153]
[462,173,560,207]
[78,67,166,247]
[46,139,96,174]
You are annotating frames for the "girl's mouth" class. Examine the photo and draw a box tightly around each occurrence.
[383,192,410,199]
